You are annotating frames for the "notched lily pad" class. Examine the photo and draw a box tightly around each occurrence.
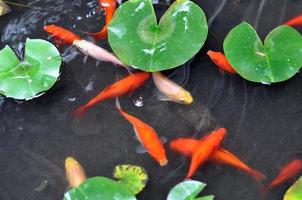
[63,177,137,200]
[113,164,148,195]
[108,0,208,72]
[223,22,302,83]
[284,176,302,200]
[167,180,214,200]
[0,38,61,100]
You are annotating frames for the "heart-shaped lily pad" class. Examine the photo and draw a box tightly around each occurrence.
[223,22,302,83]
[108,0,208,72]
[0,38,61,100]
[284,176,302,200]
[113,164,148,195]
[167,180,214,200]
[63,177,137,200]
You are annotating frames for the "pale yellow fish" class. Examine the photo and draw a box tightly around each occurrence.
[65,157,87,187]
[152,72,193,104]
[0,1,10,16]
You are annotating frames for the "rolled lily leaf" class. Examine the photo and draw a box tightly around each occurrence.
[63,177,137,200]
[108,0,208,72]
[284,176,302,200]
[0,38,61,100]
[167,180,214,200]
[113,164,148,195]
[224,22,302,83]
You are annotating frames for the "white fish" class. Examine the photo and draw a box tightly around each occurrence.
[0,1,10,16]
[152,72,193,104]
[73,40,127,68]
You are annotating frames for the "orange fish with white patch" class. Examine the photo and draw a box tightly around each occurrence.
[73,72,150,117]
[207,50,236,74]
[115,98,168,166]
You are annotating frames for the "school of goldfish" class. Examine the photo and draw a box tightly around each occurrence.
[42,0,302,196]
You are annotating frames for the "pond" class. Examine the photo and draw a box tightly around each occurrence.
[0,0,301,200]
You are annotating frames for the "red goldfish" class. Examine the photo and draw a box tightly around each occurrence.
[88,0,117,40]
[73,72,150,117]
[284,15,302,27]
[207,50,236,74]
[115,98,168,166]
[263,159,302,192]
[186,128,226,178]
[44,25,82,45]
[170,138,264,181]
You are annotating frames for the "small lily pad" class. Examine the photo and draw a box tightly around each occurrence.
[167,180,214,200]
[223,22,302,83]
[108,0,208,72]
[284,176,302,200]
[63,177,137,200]
[0,38,61,100]
[113,164,148,195]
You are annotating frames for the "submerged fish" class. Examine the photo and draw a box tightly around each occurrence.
[44,24,126,67]
[152,72,193,104]
[44,24,82,45]
[65,157,87,187]
[87,0,117,40]
[207,50,236,74]
[284,15,302,27]
[0,1,10,16]
[73,72,150,117]
[263,159,302,192]
[186,128,226,178]
[73,40,126,67]
[170,138,264,181]
[115,98,168,166]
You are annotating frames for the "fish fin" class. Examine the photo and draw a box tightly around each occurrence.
[247,169,266,182]
[133,126,142,143]
[115,97,122,111]
[135,144,147,154]
[154,89,173,102]
[160,136,167,144]
[53,38,65,47]
[72,106,87,118]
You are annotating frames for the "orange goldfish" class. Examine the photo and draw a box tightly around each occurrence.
[186,128,226,178]
[73,72,150,117]
[284,15,302,27]
[115,98,168,166]
[170,138,264,181]
[207,50,236,74]
[87,0,117,40]
[263,159,302,192]
[44,24,82,46]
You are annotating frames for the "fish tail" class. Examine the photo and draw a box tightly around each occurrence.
[72,106,88,117]
[260,185,271,194]
[247,169,266,181]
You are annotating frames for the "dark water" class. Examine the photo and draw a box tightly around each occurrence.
[0,0,302,200]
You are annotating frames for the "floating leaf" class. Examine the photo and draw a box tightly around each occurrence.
[113,164,148,195]
[108,0,208,72]
[0,38,61,100]
[223,22,302,83]
[284,176,302,200]
[167,180,214,200]
[63,177,137,200]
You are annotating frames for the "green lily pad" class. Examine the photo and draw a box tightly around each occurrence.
[167,180,214,200]
[284,176,302,200]
[113,164,148,195]
[108,0,208,72]
[63,177,137,200]
[223,22,302,83]
[0,38,61,100]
